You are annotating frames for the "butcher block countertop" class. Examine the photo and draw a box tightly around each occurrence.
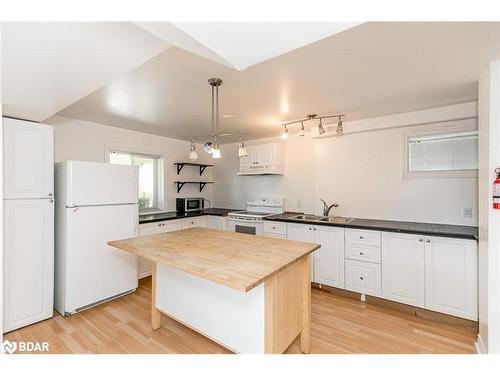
[108,228,320,293]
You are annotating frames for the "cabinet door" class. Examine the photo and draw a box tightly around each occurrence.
[258,143,274,165]
[286,223,314,242]
[381,232,425,307]
[204,215,226,230]
[3,199,54,332]
[313,226,345,288]
[137,221,166,278]
[165,220,182,232]
[424,236,478,320]
[3,118,54,199]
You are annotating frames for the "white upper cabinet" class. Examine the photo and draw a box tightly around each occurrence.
[238,142,284,175]
[381,232,425,307]
[3,117,54,199]
[424,236,478,320]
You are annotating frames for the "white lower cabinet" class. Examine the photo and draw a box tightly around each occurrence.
[3,199,54,332]
[345,259,381,297]
[203,215,226,230]
[381,232,425,307]
[287,223,344,289]
[137,219,183,278]
[424,236,478,320]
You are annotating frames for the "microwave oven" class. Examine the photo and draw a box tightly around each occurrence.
[176,197,204,213]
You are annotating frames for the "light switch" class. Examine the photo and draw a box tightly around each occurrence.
[463,207,473,218]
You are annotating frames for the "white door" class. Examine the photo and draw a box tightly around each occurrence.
[64,204,138,313]
[381,232,425,307]
[137,221,166,279]
[65,160,138,206]
[3,118,53,199]
[424,236,478,320]
[313,226,345,288]
[3,199,54,332]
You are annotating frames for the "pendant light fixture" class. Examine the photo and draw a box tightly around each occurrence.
[185,78,250,161]
[281,125,289,140]
[189,141,199,161]
[238,137,248,158]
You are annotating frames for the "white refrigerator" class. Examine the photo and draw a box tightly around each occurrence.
[54,160,139,316]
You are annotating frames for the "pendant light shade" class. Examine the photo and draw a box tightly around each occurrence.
[238,138,248,158]
[336,116,344,135]
[202,141,215,154]
[212,144,221,159]
[189,142,199,161]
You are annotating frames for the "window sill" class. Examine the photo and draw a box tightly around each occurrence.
[139,209,166,216]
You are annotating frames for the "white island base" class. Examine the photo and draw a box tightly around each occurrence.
[151,257,311,354]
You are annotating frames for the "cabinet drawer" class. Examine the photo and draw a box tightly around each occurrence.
[346,229,381,247]
[181,217,201,229]
[263,221,287,236]
[345,259,381,297]
[345,244,381,264]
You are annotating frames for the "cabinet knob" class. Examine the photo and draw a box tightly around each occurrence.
[418,238,423,242]
[360,235,364,239]
[49,199,53,203]
[313,228,317,231]
[48,193,53,197]
[359,252,364,256]
[272,226,276,229]
[359,276,364,281]
[158,224,162,227]
[426,239,431,243]
[308,228,312,231]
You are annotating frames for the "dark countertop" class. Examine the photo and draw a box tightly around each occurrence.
[139,208,241,224]
[264,213,479,241]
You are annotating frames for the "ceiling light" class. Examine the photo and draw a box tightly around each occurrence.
[281,125,289,140]
[212,144,221,159]
[189,142,199,161]
[299,121,305,136]
[318,118,326,135]
[336,115,344,135]
[238,138,248,158]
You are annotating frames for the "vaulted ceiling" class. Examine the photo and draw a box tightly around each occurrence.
[2,22,500,142]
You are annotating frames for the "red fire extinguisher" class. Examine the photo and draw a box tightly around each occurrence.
[494,168,500,209]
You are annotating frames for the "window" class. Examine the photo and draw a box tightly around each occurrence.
[109,151,163,211]
[405,130,478,177]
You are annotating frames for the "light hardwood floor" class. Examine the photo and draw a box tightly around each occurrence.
[5,277,478,354]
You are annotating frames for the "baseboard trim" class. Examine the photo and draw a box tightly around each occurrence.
[475,334,487,354]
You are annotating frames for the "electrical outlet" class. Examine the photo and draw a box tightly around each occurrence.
[463,207,473,218]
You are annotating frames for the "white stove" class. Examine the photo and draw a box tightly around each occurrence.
[227,197,284,235]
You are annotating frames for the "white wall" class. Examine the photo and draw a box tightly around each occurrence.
[477,60,500,354]
[47,116,215,212]
[0,22,4,341]
[215,106,478,226]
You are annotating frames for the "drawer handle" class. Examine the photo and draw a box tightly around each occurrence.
[360,235,364,239]
[359,276,364,281]
[418,238,423,242]
[359,252,364,256]
[426,239,430,243]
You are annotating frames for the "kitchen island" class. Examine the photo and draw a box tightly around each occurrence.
[108,227,319,354]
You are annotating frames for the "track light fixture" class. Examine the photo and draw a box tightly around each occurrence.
[318,118,326,135]
[281,125,289,140]
[280,113,345,138]
[299,121,305,136]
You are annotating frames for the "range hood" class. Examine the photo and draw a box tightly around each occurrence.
[236,165,284,176]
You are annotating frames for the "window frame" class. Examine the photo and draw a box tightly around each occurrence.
[403,120,478,179]
[106,145,165,213]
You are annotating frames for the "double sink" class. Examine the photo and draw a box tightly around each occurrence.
[289,214,355,224]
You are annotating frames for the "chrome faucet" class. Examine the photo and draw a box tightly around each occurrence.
[320,199,339,217]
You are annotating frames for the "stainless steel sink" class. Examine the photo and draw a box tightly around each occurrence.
[319,216,355,224]
[290,214,355,224]
[290,214,324,221]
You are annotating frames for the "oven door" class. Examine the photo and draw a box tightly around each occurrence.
[185,198,203,212]
[226,218,263,235]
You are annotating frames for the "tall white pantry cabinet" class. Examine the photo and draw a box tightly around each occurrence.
[2,117,54,332]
